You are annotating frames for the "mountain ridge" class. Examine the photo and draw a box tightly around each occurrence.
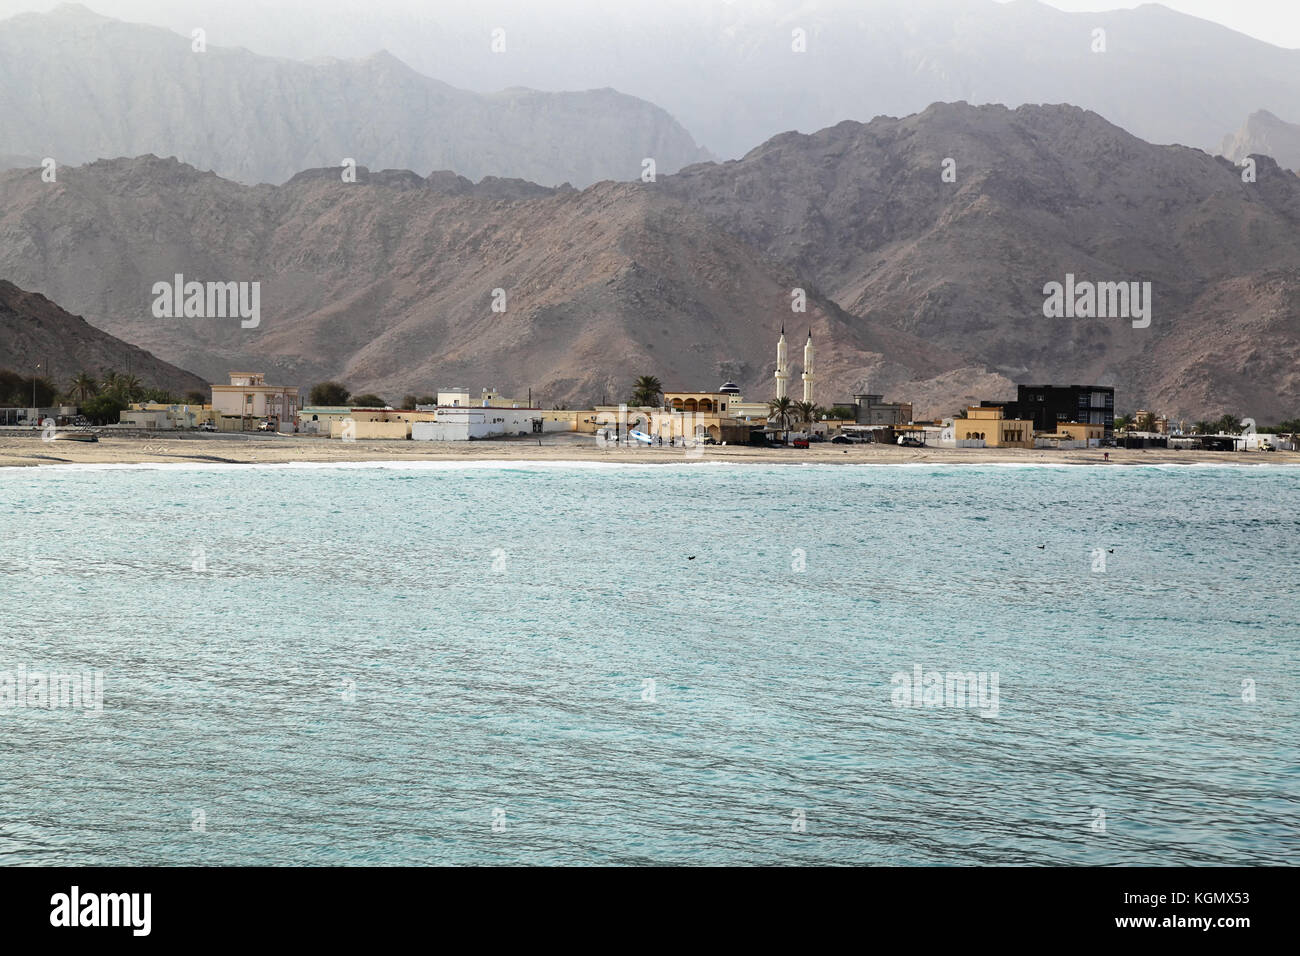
[0,5,709,188]
[2,103,1298,419]
[1220,110,1300,174]
[51,0,1300,161]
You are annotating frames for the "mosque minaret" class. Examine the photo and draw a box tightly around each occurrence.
[802,329,815,404]
[774,325,789,400]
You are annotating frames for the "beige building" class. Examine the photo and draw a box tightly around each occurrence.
[655,382,766,442]
[955,406,1035,448]
[1132,410,1170,434]
[594,404,750,444]
[211,373,300,424]
[846,393,914,426]
[663,389,743,415]
[118,402,217,429]
[299,405,438,438]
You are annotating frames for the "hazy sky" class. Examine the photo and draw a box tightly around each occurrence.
[0,0,1296,49]
[1027,1,1300,48]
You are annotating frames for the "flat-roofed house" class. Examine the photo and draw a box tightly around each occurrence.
[210,373,300,425]
[955,406,1035,448]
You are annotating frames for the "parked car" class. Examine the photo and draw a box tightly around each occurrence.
[898,436,926,448]
[831,434,857,444]
[1259,440,1275,452]
[257,420,275,431]
[198,421,217,432]
[792,438,810,448]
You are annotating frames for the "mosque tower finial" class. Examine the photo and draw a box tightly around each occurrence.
[801,328,815,404]
[775,326,789,399]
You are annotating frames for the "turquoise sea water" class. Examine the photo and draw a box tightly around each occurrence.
[0,461,1296,866]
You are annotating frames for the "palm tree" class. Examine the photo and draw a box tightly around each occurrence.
[767,396,795,441]
[70,372,98,403]
[1113,414,1130,433]
[117,373,143,402]
[1215,413,1242,435]
[1193,420,1214,435]
[793,400,817,430]
[629,375,663,407]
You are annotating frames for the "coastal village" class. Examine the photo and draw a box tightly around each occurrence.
[6,328,1295,454]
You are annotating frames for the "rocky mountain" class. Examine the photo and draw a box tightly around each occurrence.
[658,102,1300,419]
[1,103,1298,420]
[54,0,1300,161]
[0,280,209,396]
[0,5,708,187]
[0,154,984,413]
[1220,111,1300,174]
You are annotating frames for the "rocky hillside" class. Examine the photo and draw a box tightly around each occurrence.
[0,5,708,187]
[0,154,981,412]
[1,103,1298,419]
[659,103,1300,419]
[0,280,209,397]
[1220,111,1300,173]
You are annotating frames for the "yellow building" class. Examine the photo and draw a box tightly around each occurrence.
[955,406,1035,447]
[663,390,739,415]
[1052,422,1105,442]
[654,382,766,442]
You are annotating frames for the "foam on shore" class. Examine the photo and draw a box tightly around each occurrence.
[1,456,1294,477]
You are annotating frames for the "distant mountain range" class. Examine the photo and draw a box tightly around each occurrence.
[42,0,1300,161]
[1220,111,1300,174]
[0,5,708,187]
[0,280,209,396]
[2,103,1298,419]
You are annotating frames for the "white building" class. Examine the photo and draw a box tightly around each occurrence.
[433,387,524,408]
[411,407,568,441]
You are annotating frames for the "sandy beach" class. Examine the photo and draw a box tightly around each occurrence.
[1,430,1295,468]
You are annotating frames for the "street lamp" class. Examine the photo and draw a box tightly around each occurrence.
[32,362,39,415]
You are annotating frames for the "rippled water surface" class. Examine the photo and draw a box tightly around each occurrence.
[1,462,1296,865]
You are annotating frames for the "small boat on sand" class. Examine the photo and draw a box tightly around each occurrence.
[52,431,99,442]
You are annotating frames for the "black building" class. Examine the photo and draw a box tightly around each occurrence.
[987,385,1115,436]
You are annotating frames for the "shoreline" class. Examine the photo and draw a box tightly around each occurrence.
[2,432,1297,470]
